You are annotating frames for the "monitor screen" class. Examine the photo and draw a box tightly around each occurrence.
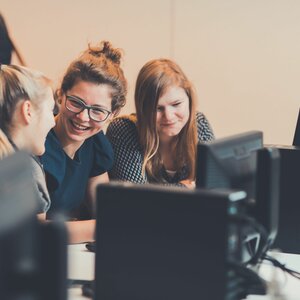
[0,152,67,300]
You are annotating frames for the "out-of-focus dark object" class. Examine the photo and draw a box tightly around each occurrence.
[292,108,300,146]
[0,13,25,65]
[85,241,96,252]
[95,182,249,300]
[0,152,67,300]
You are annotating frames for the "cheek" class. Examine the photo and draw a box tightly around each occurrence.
[92,121,106,132]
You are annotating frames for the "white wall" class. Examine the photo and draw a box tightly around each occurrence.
[2,0,300,144]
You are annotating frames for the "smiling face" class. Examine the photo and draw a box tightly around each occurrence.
[56,81,113,146]
[156,85,190,141]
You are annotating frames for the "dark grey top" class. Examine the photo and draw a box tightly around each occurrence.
[30,155,51,213]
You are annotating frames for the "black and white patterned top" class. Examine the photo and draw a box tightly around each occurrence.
[106,112,215,185]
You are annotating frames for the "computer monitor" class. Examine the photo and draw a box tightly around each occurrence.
[196,131,263,202]
[0,152,67,300]
[292,108,300,146]
[196,131,280,252]
[95,182,247,300]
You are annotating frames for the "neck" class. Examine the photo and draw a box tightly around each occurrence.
[159,134,176,151]
[159,136,177,171]
[54,117,83,159]
[9,130,28,151]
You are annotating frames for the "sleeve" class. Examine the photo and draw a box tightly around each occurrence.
[30,156,51,213]
[196,112,215,142]
[90,132,114,177]
[106,116,147,184]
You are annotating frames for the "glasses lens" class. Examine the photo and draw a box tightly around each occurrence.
[90,108,110,122]
[66,98,83,113]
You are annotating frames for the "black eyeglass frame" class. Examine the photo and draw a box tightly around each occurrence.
[65,95,112,122]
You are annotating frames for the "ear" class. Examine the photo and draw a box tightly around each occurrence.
[55,89,63,105]
[20,100,34,125]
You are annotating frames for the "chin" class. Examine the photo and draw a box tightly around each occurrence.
[33,146,45,156]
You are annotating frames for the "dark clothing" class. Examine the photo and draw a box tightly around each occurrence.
[41,129,113,218]
[0,14,13,64]
[106,112,215,185]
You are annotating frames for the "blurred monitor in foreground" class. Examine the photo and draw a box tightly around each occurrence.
[0,152,67,300]
[95,182,248,300]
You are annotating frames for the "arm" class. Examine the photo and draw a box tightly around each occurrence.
[66,219,96,244]
[196,112,215,142]
[106,116,147,184]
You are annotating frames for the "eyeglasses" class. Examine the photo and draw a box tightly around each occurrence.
[65,95,111,122]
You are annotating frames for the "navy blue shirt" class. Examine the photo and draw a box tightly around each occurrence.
[41,129,113,217]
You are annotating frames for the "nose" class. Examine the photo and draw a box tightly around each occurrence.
[76,108,90,122]
[162,107,173,121]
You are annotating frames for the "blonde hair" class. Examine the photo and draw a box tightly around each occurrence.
[0,129,14,159]
[135,59,197,182]
[0,64,51,158]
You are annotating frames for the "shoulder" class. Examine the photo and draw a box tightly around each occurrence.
[30,155,51,213]
[85,131,114,175]
[107,114,137,135]
[196,112,215,142]
[41,129,66,180]
[106,114,140,149]
[90,131,113,153]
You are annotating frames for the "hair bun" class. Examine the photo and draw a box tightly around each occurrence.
[88,40,122,65]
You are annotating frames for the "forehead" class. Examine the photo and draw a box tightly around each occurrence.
[68,81,112,109]
[158,85,188,105]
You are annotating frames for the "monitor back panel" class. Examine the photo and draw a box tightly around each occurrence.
[271,146,300,253]
[95,183,232,300]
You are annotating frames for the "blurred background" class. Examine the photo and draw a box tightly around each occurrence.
[1,0,299,144]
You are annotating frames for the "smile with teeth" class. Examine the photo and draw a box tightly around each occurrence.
[70,120,90,131]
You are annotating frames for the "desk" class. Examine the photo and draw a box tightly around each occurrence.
[67,245,300,300]
[68,244,95,300]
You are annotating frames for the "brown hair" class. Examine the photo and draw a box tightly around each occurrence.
[135,58,197,182]
[59,40,127,114]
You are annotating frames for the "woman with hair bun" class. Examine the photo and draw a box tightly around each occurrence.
[41,41,127,243]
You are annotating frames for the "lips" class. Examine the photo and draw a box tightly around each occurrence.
[70,120,90,131]
[161,122,176,127]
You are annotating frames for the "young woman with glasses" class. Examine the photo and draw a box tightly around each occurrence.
[106,58,214,188]
[40,41,127,243]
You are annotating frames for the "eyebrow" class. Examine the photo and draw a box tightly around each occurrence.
[157,99,183,106]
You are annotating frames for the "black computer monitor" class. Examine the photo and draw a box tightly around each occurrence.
[0,152,67,300]
[196,131,280,252]
[292,108,300,146]
[196,131,263,202]
[95,182,247,300]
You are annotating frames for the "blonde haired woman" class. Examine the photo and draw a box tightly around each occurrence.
[107,58,214,187]
[0,64,55,215]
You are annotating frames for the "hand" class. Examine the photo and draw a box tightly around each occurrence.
[179,179,195,189]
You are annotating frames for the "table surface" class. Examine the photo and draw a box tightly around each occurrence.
[67,244,300,300]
